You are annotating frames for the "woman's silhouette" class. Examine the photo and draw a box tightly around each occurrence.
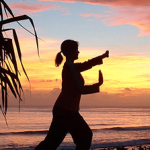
[35,39,109,150]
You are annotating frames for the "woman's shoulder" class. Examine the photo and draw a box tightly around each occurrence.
[64,62,75,68]
[63,62,77,72]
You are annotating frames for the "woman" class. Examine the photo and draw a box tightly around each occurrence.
[35,39,109,150]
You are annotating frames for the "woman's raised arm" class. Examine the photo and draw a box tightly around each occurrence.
[75,50,109,72]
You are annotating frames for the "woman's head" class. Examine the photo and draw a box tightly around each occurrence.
[55,39,79,67]
[61,39,78,56]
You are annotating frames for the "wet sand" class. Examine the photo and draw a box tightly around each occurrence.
[2,144,150,150]
[93,144,150,150]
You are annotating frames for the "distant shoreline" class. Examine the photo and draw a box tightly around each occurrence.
[7,106,150,109]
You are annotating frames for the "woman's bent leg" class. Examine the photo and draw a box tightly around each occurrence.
[35,107,69,150]
[69,113,93,150]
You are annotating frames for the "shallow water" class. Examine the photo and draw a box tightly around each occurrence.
[0,107,150,149]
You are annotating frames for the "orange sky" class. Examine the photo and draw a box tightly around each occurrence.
[6,37,150,108]
[2,0,150,108]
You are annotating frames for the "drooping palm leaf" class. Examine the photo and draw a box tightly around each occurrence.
[1,0,39,56]
[0,0,40,56]
[1,15,39,56]
[4,82,7,114]
[1,65,23,97]
[1,84,5,108]
[0,0,39,57]
[0,104,8,127]
[0,0,39,116]
[0,2,3,21]
[3,38,18,75]
[2,28,31,81]
[1,0,14,17]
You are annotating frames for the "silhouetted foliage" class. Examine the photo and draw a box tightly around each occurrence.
[0,0,39,119]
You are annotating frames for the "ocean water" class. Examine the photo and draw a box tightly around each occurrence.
[0,107,150,150]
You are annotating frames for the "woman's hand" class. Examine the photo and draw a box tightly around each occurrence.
[104,50,109,58]
[98,70,103,86]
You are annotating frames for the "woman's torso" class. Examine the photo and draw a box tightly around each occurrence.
[54,62,84,111]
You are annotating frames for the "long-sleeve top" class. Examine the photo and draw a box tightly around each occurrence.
[54,55,103,111]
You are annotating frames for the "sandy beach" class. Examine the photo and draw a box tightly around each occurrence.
[2,144,150,150]
[2,145,150,150]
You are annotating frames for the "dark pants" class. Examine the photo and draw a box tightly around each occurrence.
[35,106,93,150]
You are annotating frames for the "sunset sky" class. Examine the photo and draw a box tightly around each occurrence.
[2,0,150,108]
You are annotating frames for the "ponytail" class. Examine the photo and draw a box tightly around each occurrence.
[55,52,63,67]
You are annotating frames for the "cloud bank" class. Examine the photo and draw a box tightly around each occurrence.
[38,0,150,36]
[7,88,150,108]
[9,2,69,15]
[38,0,150,6]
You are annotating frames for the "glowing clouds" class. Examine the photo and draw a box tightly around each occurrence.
[38,0,150,6]
[80,6,150,36]
[37,0,150,36]
[8,2,70,15]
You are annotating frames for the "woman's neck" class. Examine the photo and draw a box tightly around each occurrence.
[66,58,74,63]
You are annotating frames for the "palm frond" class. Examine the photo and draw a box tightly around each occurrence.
[2,29,30,80]
[0,2,3,21]
[1,15,39,55]
[1,0,14,17]
[0,0,39,116]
